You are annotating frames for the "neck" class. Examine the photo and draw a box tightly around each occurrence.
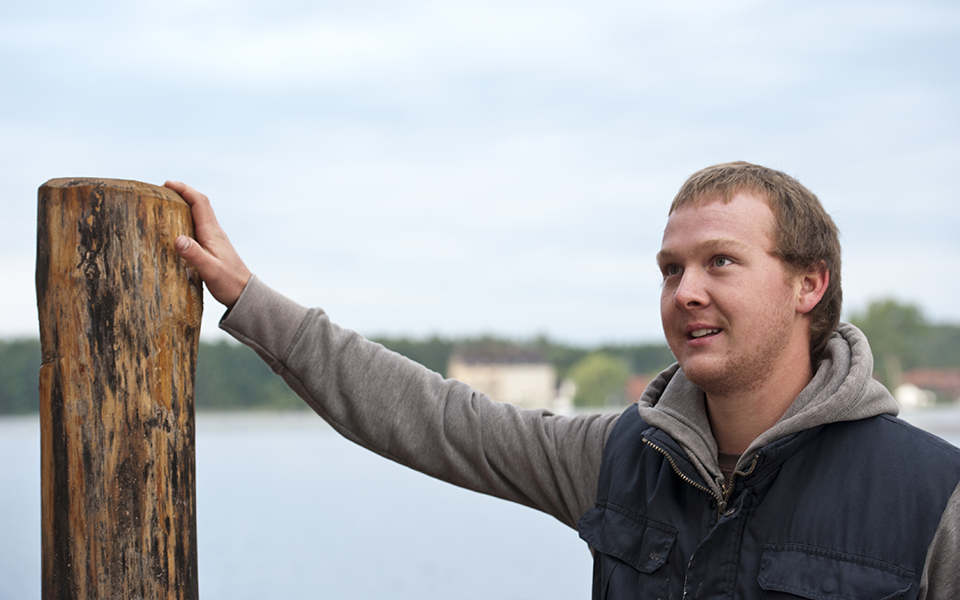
[705,348,814,455]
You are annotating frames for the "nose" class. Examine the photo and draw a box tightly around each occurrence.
[673,269,709,309]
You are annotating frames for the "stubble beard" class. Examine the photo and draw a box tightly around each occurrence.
[676,304,797,399]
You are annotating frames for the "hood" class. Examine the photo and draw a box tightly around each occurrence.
[636,322,899,492]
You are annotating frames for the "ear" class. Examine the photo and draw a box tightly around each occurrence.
[796,261,829,315]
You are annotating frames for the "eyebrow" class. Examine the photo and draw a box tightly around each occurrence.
[656,237,752,265]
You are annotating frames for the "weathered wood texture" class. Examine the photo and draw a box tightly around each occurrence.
[36,178,203,600]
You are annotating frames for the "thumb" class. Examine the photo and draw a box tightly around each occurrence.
[174,234,249,307]
[175,235,193,254]
[175,235,216,276]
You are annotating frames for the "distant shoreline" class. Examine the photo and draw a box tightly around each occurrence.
[6,405,960,439]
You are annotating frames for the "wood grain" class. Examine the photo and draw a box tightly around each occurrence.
[36,178,203,600]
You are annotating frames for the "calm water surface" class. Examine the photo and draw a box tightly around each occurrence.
[1,412,592,600]
[3,408,959,600]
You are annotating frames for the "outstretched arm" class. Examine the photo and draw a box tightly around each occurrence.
[164,179,615,528]
[165,181,252,308]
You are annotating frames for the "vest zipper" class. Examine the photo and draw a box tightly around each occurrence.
[719,454,760,517]
[642,437,721,508]
[644,437,762,521]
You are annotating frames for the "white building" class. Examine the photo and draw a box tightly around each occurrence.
[447,344,563,411]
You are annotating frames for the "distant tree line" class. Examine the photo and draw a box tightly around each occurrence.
[0,334,673,414]
[0,339,306,415]
[377,334,677,408]
[849,300,960,393]
[0,339,41,414]
[374,334,675,382]
[2,298,958,414]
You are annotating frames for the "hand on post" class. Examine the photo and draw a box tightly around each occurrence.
[164,181,252,308]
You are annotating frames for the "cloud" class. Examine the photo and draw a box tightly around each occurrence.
[844,242,960,325]
[1,0,959,343]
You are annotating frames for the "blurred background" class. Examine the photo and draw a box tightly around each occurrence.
[2,1,959,598]
[2,0,959,343]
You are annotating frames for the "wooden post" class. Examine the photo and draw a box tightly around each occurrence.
[36,178,203,600]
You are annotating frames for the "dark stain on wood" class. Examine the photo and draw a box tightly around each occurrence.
[37,178,203,600]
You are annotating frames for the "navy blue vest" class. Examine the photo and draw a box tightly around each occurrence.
[578,405,960,599]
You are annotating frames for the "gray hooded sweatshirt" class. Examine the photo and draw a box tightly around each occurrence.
[220,275,960,598]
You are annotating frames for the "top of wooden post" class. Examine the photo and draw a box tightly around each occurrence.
[40,178,187,205]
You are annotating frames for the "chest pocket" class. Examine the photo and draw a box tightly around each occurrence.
[757,544,913,600]
[579,503,677,599]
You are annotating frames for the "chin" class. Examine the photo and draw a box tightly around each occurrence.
[678,358,734,394]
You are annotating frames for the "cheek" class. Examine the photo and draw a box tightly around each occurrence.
[753,279,798,322]
[659,294,687,353]
[660,287,674,320]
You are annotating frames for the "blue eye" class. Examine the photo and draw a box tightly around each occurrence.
[664,265,681,276]
[713,257,733,267]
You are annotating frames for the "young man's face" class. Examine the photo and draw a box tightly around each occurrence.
[657,192,808,395]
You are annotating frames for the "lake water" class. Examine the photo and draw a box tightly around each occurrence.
[3,408,959,600]
[1,412,592,600]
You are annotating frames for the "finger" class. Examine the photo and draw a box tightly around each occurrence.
[163,180,188,196]
[164,180,222,233]
[164,180,201,205]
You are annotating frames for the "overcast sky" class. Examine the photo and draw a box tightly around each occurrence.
[2,0,958,345]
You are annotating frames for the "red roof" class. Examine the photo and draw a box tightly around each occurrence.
[903,369,960,397]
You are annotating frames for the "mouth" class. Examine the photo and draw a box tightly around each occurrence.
[687,327,722,340]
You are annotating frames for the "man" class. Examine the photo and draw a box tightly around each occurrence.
[167,161,960,598]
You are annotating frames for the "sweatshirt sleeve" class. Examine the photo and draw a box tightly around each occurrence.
[918,480,960,599]
[218,275,618,530]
